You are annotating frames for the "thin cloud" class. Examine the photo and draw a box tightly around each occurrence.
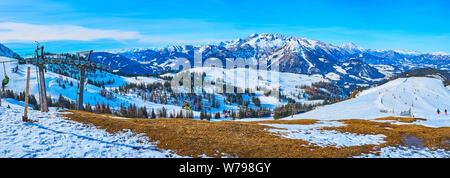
[0,22,232,46]
[0,22,143,42]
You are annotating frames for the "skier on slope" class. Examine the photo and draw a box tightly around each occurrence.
[445,109,448,115]
[437,109,440,115]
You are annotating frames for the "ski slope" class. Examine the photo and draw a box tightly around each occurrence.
[290,77,450,127]
[0,99,180,158]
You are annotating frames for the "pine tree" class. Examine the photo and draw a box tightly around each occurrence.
[200,111,205,120]
[273,112,280,120]
[105,104,111,114]
[231,111,236,120]
[207,113,212,121]
[151,108,156,119]
[214,112,220,119]
[189,111,194,119]
[29,95,38,106]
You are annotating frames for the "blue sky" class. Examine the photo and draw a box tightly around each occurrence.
[1,0,449,54]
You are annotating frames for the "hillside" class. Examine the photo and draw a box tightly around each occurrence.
[0,56,188,115]
[290,77,450,128]
[0,43,21,59]
[176,67,331,103]
[1,55,343,120]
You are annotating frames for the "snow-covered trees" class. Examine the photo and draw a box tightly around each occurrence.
[99,88,116,100]
[273,102,322,119]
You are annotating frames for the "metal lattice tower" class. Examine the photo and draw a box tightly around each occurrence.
[20,46,109,112]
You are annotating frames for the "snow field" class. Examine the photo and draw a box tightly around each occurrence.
[0,100,180,158]
[354,146,450,158]
[182,67,328,105]
[262,121,386,148]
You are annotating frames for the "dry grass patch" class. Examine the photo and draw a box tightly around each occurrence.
[321,118,450,150]
[375,117,426,123]
[248,119,318,125]
[60,110,383,158]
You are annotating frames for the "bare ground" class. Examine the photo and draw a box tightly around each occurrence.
[60,111,450,158]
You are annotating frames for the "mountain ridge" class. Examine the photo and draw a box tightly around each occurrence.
[0,43,21,59]
[89,33,448,89]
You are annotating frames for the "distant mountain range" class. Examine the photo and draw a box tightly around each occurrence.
[87,33,448,88]
[1,34,449,88]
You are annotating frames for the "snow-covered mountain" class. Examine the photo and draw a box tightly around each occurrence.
[336,58,386,84]
[0,43,21,59]
[93,33,449,88]
[89,52,153,74]
[96,34,386,87]
[340,42,365,55]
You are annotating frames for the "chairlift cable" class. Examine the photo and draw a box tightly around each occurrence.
[2,62,6,76]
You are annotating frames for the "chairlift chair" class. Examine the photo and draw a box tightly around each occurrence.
[2,62,10,88]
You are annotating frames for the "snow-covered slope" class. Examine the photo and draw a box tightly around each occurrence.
[290,77,450,127]
[183,67,327,92]
[0,56,189,114]
[86,69,163,87]
[0,99,179,158]
[0,43,21,59]
[175,67,329,105]
[340,42,364,54]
